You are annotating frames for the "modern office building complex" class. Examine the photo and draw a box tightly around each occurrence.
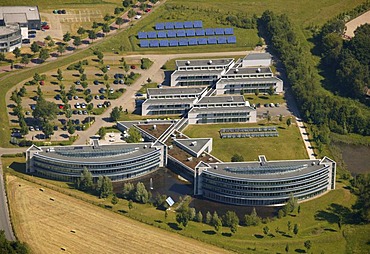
[0,24,22,52]
[26,142,165,182]
[194,156,336,206]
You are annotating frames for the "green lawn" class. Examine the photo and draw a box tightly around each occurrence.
[138,82,158,94]
[244,94,286,105]
[3,156,369,254]
[183,122,308,161]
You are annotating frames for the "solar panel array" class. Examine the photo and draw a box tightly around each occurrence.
[140,37,236,47]
[220,132,279,139]
[138,23,236,48]
[224,164,308,175]
[220,127,277,133]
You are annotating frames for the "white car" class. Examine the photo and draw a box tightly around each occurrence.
[75,103,80,109]
[135,15,141,19]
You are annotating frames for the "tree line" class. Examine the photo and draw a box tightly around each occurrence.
[258,10,370,141]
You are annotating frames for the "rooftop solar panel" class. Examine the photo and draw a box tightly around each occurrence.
[205,28,215,36]
[195,29,205,36]
[149,40,159,47]
[147,31,157,39]
[179,38,188,46]
[184,21,193,28]
[165,22,175,29]
[188,38,197,45]
[167,30,177,38]
[186,29,195,37]
[227,36,237,44]
[157,31,167,38]
[169,39,178,47]
[198,38,207,45]
[208,37,217,44]
[174,22,184,29]
[176,30,186,37]
[140,40,149,48]
[217,37,227,44]
[215,28,224,35]
[155,23,165,30]
[159,40,169,47]
[193,20,203,28]
[137,32,147,39]
[224,27,234,35]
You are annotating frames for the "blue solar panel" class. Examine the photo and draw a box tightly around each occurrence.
[174,22,184,29]
[176,30,186,37]
[188,38,197,45]
[193,20,203,28]
[215,28,224,35]
[147,31,157,39]
[186,29,195,37]
[159,40,169,47]
[184,21,193,28]
[137,32,147,39]
[165,22,175,29]
[208,37,217,44]
[224,28,234,35]
[195,29,205,36]
[217,37,227,44]
[179,38,188,46]
[198,38,207,45]
[227,36,237,44]
[157,31,167,38]
[155,23,165,30]
[140,40,149,48]
[149,40,159,47]
[169,39,178,47]
[205,28,215,36]
[167,30,177,38]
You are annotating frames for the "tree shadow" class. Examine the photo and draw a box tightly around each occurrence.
[9,161,27,173]
[203,230,216,235]
[315,203,357,224]
[294,249,306,253]
[254,234,264,239]
[167,222,181,231]
[154,220,163,223]
[324,228,337,232]
[118,209,127,214]
[282,234,292,238]
[222,232,232,237]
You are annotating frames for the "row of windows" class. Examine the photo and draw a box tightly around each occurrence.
[225,84,276,88]
[150,95,199,99]
[197,118,249,124]
[147,110,185,115]
[194,103,245,108]
[178,66,226,71]
[221,74,273,79]
[0,30,21,40]
[178,81,213,86]
[148,104,191,109]
[196,112,250,117]
[178,75,219,80]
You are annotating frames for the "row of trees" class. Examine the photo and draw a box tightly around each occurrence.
[0,230,28,253]
[122,182,151,204]
[258,11,370,139]
[76,168,113,198]
[351,173,370,223]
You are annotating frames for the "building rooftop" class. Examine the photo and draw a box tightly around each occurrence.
[4,13,27,24]
[174,138,211,156]
[224,66,272,75]
[189,106,254,114]
[197,95,245,104]
[176,58,234,68]
[34,143,158,163]
[243,53,272,61]
[172,69,224,76]
[0,24,19,36]
[148,87,206,96]
[0,6,40,21]
[142,98,197,105]
[207,158,327,180]
[217,76,282,84]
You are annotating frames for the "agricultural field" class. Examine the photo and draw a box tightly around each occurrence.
[184,121,308,162]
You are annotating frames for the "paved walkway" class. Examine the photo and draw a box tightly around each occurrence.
[0,158,15,241]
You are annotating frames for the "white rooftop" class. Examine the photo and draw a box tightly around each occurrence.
[0,6,40,21]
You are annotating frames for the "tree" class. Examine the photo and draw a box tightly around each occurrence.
[268,85,275,96]
[278,209,285,218]
[116,17,124,29]
[123,0,133,8]
[39,48,49,62]
[111,194,118,205]
[126,128,142,143]
[214,217,222,233]
[42,122,54,139]
[19,118,29,136]
[79,167,93,191]
[0,52,6,61]
[231,154,244,162]
[122,182,135,199]
[286,118,292,127]
[285,193,298,214]
[96,51,104,62]
[165,209,168,220]
[255,89,259,96]
[110,106,122,121]
[67,124,75,135]
[263,226,269,235]
[128,9,136,18]
[244,208,261,226]
[20,55,30,66]
[81,73,87,81]
[88,30,97,42]
[68,84,77,97]
[47,39,55,47]
[279,114,283,122]
[223,211,239,234]
[195,211,203,223]
[92,21,99,29]
[77,27,85,35]
[287,221,292,232]
[31,41,40,53]
[13,47,21,58]
[96,176,113,198]
[104,14,112,22]
[298,205,301,214]
[98,127,106,139]
[285,243,289,253]
[176,202,192,228]
[73,36,82,48]
[134,182,149,203]
[114,7,123,15]
[33,99,58,123]
[57,44,66,56]
[304,240,312,253]
[293,224,299,235]
[267,113,272,122]
[205,211,212,225]
[128,200,133,210]
[63,32,71,43]
[57,68,63,81]
[102,23,110,35]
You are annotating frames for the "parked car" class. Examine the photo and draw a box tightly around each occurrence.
[94,80,99,85]
[74,95,79,100]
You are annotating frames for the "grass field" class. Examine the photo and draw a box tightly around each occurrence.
[4,156,370,254]
[183,122,308,161]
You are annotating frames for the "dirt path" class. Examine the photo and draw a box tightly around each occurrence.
[345,10,370,38]
[7,175,231,254]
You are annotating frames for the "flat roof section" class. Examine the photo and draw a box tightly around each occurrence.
[224,66,272,75]
[244,53,272,61]
[0,6,40,20]
[189,106,254,114]
[172,69,224,76]
[4,13,27,24]
[176,58,234,68]
[197,95,245,104]
[0,24,19,36]
[217,77,282,85]
[148,87,206,96]
[142,98,196,105]
[207,159,326,180]
[174,138,211,156]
